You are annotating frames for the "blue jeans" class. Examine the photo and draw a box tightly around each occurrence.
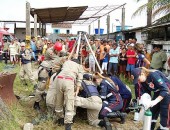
[108,63,118,75]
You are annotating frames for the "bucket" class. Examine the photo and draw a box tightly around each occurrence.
[94,29,104,35]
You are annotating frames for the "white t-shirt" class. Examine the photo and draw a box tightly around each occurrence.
[9,44,17,55]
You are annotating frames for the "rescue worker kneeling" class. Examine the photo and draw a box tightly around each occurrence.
[74,74,112,130]
[110,76,132,113]
[93,73,126,124]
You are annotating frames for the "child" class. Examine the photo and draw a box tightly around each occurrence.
[102,47,109,74]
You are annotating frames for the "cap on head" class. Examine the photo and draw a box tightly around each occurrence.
[37,35,41,38]
[53,42,62,52]
[131,68,141,84]
[83,74,92,80]
[130,43,134,47]
[20,42,25,47]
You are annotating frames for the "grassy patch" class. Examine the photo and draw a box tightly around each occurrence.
[0,62,140,130]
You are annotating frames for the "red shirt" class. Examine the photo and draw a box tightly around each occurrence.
[82,49,88,57]
[126,49,136,65]
[68,40,75,52]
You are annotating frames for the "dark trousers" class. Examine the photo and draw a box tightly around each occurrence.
[99,100,123,118]
[151,92,170,128]
[108,63,118,75]
[121,96,132,112]
[3,50,8,64]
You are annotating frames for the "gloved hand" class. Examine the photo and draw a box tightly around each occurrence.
[150,98,161,107]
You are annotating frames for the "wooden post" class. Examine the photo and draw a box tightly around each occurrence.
[164,26,168,41]
[34,14,37,38]
[88,24,91,35]
[98,19,100,35]
[121,7,125,31]
[26,2,31,48]
[107,14,110,39]
[39,21,42,36]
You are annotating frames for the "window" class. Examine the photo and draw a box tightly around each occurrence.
[54,29,60,34]
[66,30,70,34]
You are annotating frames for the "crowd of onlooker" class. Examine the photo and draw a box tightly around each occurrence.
[0,35,167,80]
[80,38,167,80]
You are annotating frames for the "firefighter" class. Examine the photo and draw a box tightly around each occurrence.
[45,41,68,60]
[19,42,37,87]
[74,73,112,130]
[93,72,126,124]
[30,42,64,110]
[51,58,83,130]
[131,67,170,130]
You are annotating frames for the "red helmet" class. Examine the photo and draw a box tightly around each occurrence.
[54,42,62,52]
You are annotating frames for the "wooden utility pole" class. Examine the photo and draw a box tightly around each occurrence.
[26,2,31,48]
[98,19,100,35]
[34,14,37,38]
[39,22,42,36]
[88,24,91,35]
[121,7,125,31]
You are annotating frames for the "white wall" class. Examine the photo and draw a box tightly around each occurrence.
[135,31,142,43]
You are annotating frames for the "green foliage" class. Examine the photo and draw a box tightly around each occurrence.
[132,0,170,24]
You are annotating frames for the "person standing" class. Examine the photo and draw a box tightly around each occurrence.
[14,38,21,63]
[126,44,136,80]
[9,40,17,66]
[19,42,37,88]
[119,48,127,77]
[150,45,167,71]
[102,47,109,75]
[86,40,96,72]
[2,38,9,64]
[108,43,119,76]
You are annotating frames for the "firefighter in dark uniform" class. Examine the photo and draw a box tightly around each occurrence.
[110,76,132,113]
[93,73,126,124]
[75,74,112,130]
[131,67,170,130]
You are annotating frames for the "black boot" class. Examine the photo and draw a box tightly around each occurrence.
[58,118,64,126]
[107,111,127,124]
[151,122,156,130]
[65,123,72,130]
[103,117,112,130]
[33,102,40,110]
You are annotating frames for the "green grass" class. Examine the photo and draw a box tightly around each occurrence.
[119,74,135,98]
[0,62,138,130]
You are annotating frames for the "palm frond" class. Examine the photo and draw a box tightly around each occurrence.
[153,13,170,24]
[152,3,170,18]
[132,3,148,18]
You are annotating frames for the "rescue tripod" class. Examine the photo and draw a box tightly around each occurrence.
[69,33,128,130]
[68,31,103,74]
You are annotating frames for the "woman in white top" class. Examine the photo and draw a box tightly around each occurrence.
[9,40,17,65]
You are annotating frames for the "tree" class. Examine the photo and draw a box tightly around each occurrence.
[132,0,170,25]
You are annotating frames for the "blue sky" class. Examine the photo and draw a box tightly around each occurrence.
[0,0,148,34]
